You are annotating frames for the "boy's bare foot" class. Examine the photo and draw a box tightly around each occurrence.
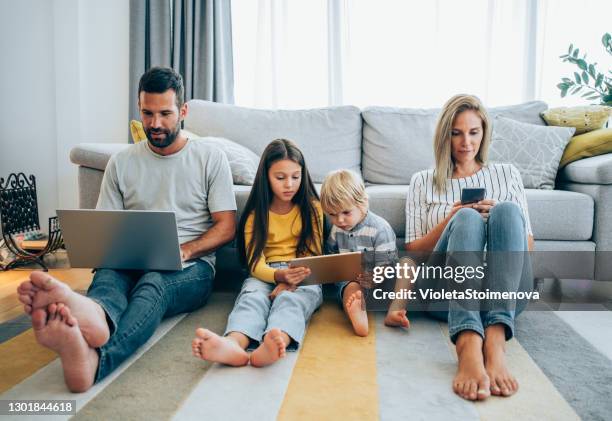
[18,271,109,348]
[345,290,369,337]
[384,309,410,328]
[250,328,287,367]
[453,331,490,401]
[32,303,99,393]
[484,326,518,396]
[192,328,249,367]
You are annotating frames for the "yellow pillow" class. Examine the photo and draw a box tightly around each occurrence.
[130,120,147,143]
[560,128,612,167]
[541,106,611,135]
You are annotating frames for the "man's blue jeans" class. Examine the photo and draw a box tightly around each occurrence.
[422,202,533,343]
[87,260,214,382]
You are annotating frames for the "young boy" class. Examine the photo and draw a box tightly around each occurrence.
[320,169,411,336]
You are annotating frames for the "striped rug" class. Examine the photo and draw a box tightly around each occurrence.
[1,293,610,420]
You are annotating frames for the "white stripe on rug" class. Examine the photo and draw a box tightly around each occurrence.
[375,313,479,421]
[555,306,612,362]
[0,315,185,421]
[173,351,301,421]
[440,324,580,421]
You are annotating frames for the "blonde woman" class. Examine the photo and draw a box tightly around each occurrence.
[405,94,534,401]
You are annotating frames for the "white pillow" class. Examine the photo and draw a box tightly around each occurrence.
[185,132,259,185]
[489,116,575,189]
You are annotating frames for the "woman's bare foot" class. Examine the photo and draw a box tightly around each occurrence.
[192,328,249,367]
[344,290,368,337]
[384,309,410,328]
[484,325,518,397]
[453,331,490,401]
[18,271,109,348]
[250,328,288,367]
[32,303,99,393]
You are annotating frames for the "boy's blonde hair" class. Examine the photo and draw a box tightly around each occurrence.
[320,169,369,213]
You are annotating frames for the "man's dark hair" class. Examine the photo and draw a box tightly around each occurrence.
[138,67,185,108]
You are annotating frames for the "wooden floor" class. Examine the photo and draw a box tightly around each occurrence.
[0,251,93,323]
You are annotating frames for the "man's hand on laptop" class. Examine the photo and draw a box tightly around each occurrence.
[180,244,192,262]
[274,266,311,286]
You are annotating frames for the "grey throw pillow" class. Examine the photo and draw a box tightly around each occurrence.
[190,135,259,185]
[489,116,575,189]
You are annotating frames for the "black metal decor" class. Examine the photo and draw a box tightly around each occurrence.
[0,173,64,271]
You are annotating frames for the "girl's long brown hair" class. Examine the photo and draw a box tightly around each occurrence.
[237,139,322,273]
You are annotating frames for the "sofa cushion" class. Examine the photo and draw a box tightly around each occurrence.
[489,116,575,189]
[363,185,593,242]
[361,101,549,185]
[184,100,362,183]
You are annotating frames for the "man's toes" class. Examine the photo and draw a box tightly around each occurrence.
[18,293,32,305]
[58,305,77,327]
[24,304,32,314]
[30,271,55,290]
[47,303,58,319]
[32,309,47,330]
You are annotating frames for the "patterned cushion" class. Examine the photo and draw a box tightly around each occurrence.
[489,116,575,189]
[541,106,611,135]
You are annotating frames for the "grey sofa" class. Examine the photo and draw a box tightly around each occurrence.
[70,100,612,284]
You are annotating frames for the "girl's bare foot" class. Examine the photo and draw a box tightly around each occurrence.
[484,325,518,396]
[384,309,410,328]
[250,328,288,367]
[345,290,368,337]
[453,331,490,401]
[32,303,99,393]
[192,328,249,366]
[18,271,109,348]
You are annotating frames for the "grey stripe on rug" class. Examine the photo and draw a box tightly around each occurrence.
[516,311,612,421]
[73,292,236,421]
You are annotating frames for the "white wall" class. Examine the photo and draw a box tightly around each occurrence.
[0,0,129,233]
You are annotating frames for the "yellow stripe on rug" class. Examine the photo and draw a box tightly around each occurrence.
[278,303,379,421]
[0,329,56,393]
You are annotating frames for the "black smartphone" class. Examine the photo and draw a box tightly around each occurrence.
[461,187,486,205]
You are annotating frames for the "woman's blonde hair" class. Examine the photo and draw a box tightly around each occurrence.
[433,94,491,193]
[320,169,368,214]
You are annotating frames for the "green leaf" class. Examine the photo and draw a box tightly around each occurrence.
[588,94,601,100]
[562,77,572,83]
[577,59,587,70]
[603,33,611,46]
[596,74,604,88]
[568,43,574,54]
[582,71,589,83]
[572,49,579,58]
[589,64,596,78]
[561,89,567,98]
[571,86,582,94]
[575,72,582,83]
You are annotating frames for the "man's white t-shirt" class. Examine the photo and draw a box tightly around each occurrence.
[96,138,237,271]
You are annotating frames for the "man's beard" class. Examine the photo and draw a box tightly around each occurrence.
[145,123,181,148]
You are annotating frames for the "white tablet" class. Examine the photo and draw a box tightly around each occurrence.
[289,251,362,285]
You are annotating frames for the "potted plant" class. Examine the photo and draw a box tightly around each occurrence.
[557,33,612,106]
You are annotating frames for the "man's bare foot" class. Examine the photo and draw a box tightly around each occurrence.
[384,309,410,328]
[484,326,518,396]
[32,303,99,393]
[18,271,109,348]
[250,328,287,367]
[453,331,490,401]
[192,328,249,367]
[345,290,368,337]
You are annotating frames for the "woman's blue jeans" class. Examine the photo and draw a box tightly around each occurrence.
[87,260,214,382]
[421,202,533,343]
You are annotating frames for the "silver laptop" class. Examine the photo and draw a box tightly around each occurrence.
[57,209,183,271]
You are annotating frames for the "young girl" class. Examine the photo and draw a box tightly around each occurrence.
[192,139,324,367]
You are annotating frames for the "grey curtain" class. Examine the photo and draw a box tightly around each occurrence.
[129,0,234,122]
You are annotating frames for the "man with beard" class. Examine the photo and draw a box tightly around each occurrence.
[16,67,237,392]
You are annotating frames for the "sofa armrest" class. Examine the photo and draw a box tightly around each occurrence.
[70,143,130,171]
[558,153,612,185]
